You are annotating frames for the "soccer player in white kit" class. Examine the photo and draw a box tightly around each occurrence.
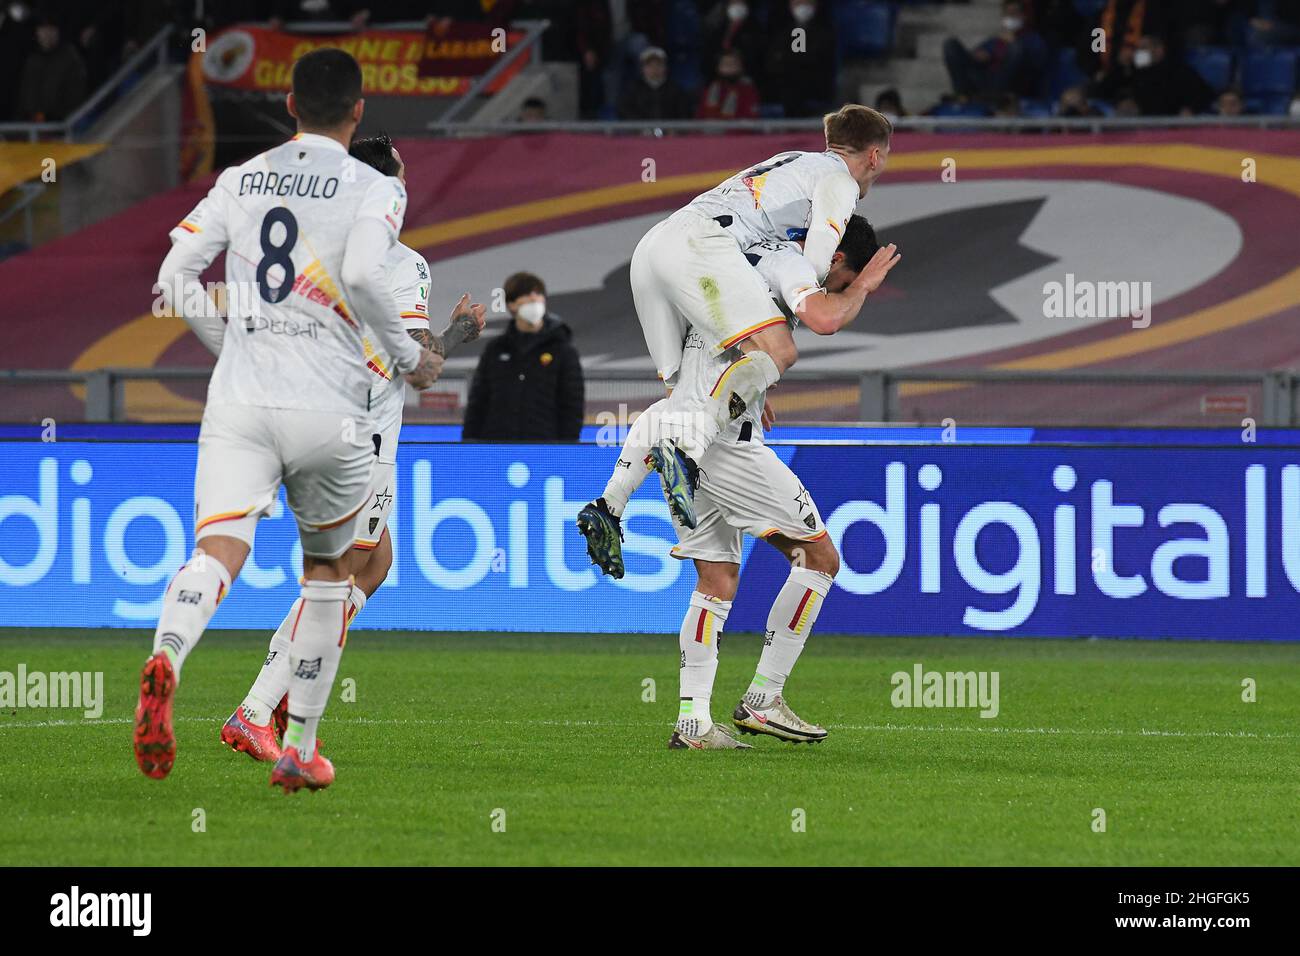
[630,104,893,531]
[135,51,443,792]
[580,216,900,749]
[217,135,486,765]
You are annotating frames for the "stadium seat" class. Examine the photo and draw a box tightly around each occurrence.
[1186,47,1234,93]
[1241,49,1298,95]
[1244,92,1295,114]
[666,0,701,56]
[670,53,702,93]
[832,1,896,59]
[1072,0,1107,17]
[759,102,787,119]
[1020,98,1053,118]
[930,101,992,118]
[1048,48,1088,99]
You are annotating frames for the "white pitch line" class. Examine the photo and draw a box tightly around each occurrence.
[0,715,1294,740]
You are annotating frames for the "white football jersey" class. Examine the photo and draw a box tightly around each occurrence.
[363,241,431,437]
[686,150,860,279]
[745,239,821,325]
[168,132,407,415]
[675,238,820,443]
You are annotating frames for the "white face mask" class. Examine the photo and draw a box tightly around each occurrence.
[1002,16,1023,32]
[516,299,546,327]
[727,2,748,20]
[791,3,815,24]
[1133,49,1154,69]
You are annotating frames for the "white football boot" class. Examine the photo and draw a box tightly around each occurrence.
[668,718,753,750]
[733,694,828,743]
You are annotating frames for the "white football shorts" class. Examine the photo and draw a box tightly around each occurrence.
[670,435,827,565]
[353,385,404,551]
[631,208,787,387]
[193,402,375,559]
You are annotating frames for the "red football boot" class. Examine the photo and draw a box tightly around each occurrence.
[269,745,335,794]
[133,652,177,780]
[220,707,282,762]
[272,693,289,743]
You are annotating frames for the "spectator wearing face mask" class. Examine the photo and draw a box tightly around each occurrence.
[462,272,585,442]
[942,0,1048,101]
[701,0,766,92]
[695,48,761,119]
[1093,33,1212,115]
[617,45,693,120]
[764,0,837,117]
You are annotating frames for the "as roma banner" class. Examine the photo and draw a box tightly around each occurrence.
[201,21,525,97]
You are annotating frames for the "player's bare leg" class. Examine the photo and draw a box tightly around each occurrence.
[668,560,751,750]
[226,532,388,762]
[732,533,838,744]
[651,326,796,528]
[135,534,249,779]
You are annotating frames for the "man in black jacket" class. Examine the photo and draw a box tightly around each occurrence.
[463,272,585,441]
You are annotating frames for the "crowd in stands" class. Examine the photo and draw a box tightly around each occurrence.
[3,0,1298,126]
[927,0,1300,120]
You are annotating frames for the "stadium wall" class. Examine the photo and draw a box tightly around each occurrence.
[1,432,1297,641]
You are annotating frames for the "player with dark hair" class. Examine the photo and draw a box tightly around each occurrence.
[631,104,896,531]
[219,133,486,771]
[138,49,446,793]
[579,215,900,749]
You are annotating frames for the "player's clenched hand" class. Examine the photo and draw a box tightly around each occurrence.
[762,399,776,431]
[405,347,444,390]
[855,243,901,295]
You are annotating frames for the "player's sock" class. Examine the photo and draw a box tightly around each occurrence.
[243,584,366,725]
[677,591,731,735]
[747,566,833,706]
[676,351,781,461]
[151,554,232,682]
[282,579,353,761]
[600,405,657,517]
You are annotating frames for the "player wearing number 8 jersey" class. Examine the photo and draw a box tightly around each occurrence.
[135,49,442,792]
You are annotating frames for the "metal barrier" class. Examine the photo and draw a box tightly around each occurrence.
[3,366,1295,426]
[428,115,1300,134]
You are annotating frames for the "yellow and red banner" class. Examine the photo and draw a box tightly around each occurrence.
[201,22,525,98]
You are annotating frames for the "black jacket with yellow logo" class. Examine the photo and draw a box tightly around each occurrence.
[462,314,585,441]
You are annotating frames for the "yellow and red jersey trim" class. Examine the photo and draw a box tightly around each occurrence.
[718,316,786,351]
[177,220,200,234]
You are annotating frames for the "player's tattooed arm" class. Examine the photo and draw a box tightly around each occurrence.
[407,292,488,358]
[407,326,443,357]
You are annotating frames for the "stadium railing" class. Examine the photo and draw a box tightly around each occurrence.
[427,115,1300,134]
[3,366,1294,427]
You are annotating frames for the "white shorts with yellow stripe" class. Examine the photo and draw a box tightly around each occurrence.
[631,208,786,387]
[193,402,375,560]
[670,435,826,566]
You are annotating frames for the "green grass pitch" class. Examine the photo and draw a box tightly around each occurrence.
[1,628,1297,866]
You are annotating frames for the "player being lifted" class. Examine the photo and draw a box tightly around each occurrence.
[218,135,486,766]
[136,50,445,792]
[580,216,900,748]
[631,104,892,529]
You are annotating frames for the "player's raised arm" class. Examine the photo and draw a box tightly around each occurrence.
[799,243,900,335]
[800,171,860,282]
[156,173,233,356]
